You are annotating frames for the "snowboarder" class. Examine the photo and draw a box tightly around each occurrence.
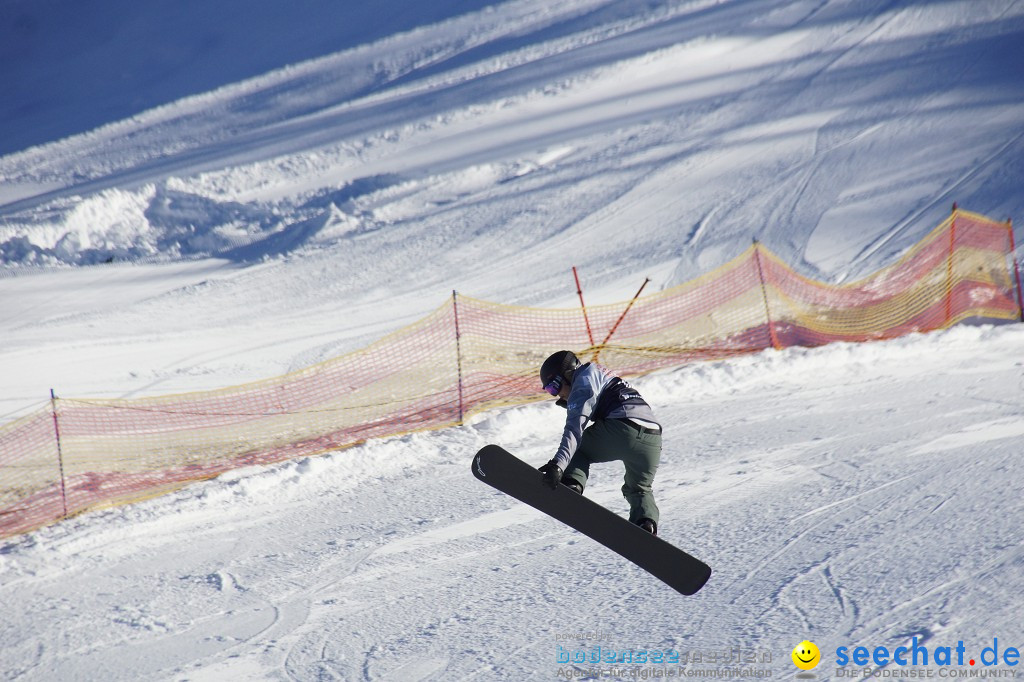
[537,350,662,535]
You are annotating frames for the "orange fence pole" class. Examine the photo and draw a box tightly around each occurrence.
[49,389,68,519]
[753,239,781,350]
[572,266,596,350]
[1009,218,1023,322]
[452,290,464,424]
[946,204,958,324]
[595,277,650,361]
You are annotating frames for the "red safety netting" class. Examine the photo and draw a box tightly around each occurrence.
[1,209,1019,538]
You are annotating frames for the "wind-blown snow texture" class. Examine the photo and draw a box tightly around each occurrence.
[1,1,1023,679]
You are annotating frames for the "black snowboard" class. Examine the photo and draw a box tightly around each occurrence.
[471,444,711,595]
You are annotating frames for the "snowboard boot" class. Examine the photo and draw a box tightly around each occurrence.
[636,518,657,536]
[563,480,584,495]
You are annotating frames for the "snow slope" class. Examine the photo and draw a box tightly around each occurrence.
[2,326,1023,680]
[1,0,1023,679]
[3,0,1023,416]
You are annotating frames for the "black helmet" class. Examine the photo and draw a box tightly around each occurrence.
[539,350,579,390]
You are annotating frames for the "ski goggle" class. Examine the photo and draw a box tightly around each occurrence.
[543,376,563,396]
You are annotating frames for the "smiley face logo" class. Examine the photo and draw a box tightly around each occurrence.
[792,640,821,670]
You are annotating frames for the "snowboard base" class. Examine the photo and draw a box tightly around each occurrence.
[472,444,711,595]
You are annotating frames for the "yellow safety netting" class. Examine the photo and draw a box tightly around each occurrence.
[1,208,1019,538]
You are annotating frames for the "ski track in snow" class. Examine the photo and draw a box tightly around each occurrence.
[1,0,1024,679]
[1,0,1021,413]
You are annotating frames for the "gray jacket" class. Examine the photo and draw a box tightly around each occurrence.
[552,363,660,468]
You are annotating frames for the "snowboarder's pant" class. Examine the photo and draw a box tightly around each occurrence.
[562,419,661,525]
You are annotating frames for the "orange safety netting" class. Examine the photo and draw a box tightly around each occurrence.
[1,208,1019,538]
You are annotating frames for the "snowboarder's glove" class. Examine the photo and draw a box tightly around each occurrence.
[538,460,562,490]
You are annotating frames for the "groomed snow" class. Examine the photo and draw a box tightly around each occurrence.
[1,0,1023,679]
[2,326,1023,679]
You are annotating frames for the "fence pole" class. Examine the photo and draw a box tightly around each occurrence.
[752,239,781,350]
[595,277,650,362]
[572,266,596,351]
[945,204,958,325]
[49,389,69,519]
[452,290,465,424]
[1008,217,1023,322]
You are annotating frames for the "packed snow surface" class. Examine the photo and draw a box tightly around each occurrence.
[1,0,1023,679]
[3,327,1023,680]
